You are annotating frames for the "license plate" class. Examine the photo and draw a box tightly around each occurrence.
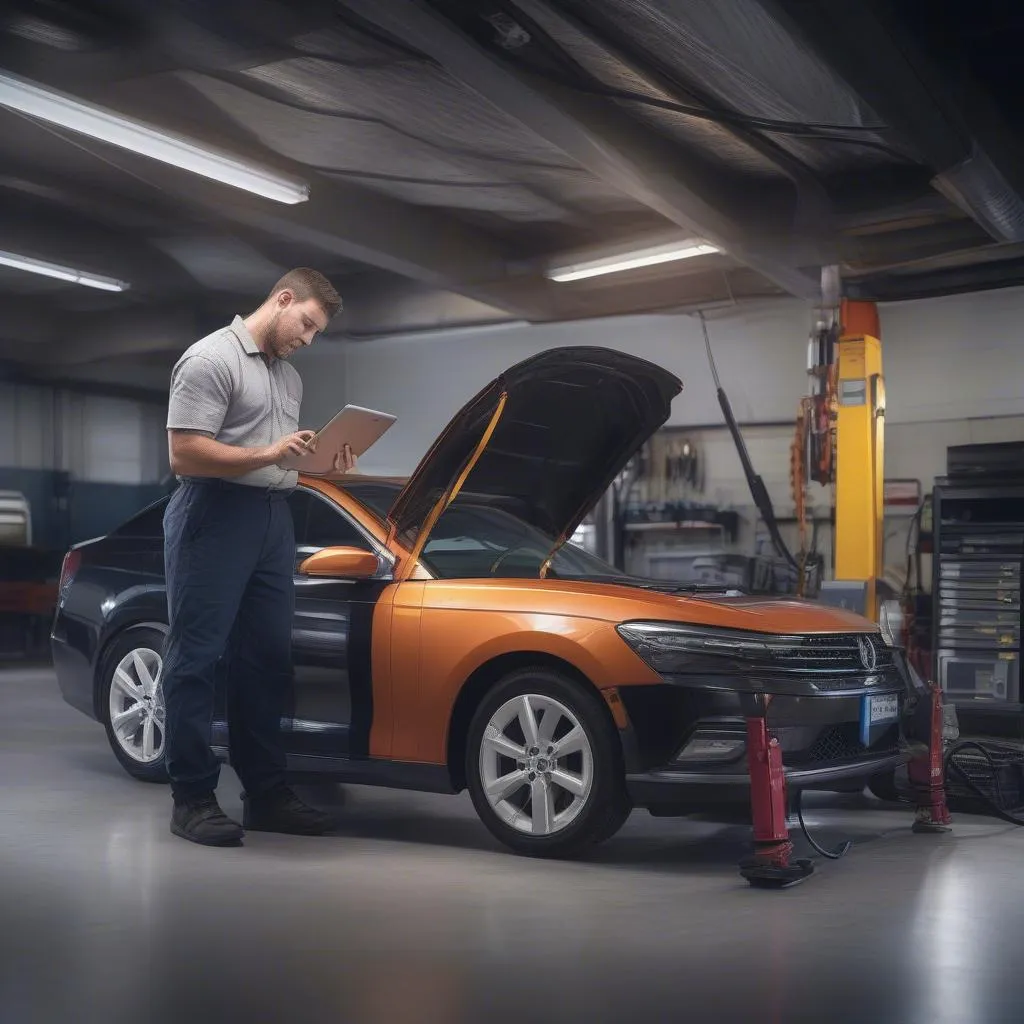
[860,692,899,746]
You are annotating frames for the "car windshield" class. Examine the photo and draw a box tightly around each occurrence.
[343,480,622,581]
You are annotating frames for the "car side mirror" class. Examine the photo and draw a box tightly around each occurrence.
[298,546,381,579]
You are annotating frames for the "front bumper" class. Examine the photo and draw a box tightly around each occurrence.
[616,682,909,809]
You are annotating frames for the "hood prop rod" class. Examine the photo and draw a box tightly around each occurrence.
[698,312,799,573]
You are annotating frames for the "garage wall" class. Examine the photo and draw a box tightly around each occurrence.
[335,301,812,475]
[0,383,170,549]
[289,342,349,432]
[331,286,1024,579]
[337,287,1024,469]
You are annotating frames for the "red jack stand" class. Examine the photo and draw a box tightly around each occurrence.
[908,681,953,834]
[739,709,814,888]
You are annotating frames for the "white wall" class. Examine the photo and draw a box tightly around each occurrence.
[289,342,349,434]
[333,287,1024,476]
[0,384,54,472]
[881,287,1024,424]
[334,300,812,476]
[1,382,168,484]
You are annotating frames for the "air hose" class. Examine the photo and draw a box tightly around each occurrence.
[786,738,1024,868]
[792,788,853,860]
[944,739,1024,827]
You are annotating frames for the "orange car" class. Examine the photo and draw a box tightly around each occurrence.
[52,347,908,857]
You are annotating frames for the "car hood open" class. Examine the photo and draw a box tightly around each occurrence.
[386,346,681,553]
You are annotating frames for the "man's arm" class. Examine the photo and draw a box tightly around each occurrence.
[166,352,314,477]
[168,430,317,478]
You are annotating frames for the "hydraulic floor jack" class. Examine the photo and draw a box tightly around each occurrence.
[738,701,815,889]
[738,682,953,889]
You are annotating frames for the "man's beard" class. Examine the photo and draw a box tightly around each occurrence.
[267,313,291,359]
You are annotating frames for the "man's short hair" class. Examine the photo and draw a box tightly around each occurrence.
[269,268,342,320]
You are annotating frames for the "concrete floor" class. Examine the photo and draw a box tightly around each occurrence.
[3,667,1024,1024]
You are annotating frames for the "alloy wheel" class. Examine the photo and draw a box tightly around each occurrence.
[478,693,594,835]
[108,647,165,764]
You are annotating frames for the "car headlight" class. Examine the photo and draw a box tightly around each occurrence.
[878,600,904,647]
[616,621,793,677]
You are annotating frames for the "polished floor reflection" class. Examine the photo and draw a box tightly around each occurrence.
[3,665,1024,1024]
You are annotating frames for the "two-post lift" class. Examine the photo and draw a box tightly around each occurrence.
[737,300,951,888]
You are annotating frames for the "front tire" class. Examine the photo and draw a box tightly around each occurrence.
[99,625,169,783]
[465,668,631,858]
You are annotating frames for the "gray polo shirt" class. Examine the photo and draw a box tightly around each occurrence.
[166,315,302,490]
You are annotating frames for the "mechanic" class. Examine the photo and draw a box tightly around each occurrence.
[161,267,355,847]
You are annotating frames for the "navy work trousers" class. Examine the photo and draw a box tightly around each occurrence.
[161,478,295,801]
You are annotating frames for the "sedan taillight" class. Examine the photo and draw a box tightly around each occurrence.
[58,549,81,598]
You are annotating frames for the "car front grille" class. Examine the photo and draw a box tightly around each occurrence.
[764,632,894,674]
[778,722,900,768]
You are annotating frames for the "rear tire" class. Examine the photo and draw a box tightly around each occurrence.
[99,625,169,783]
[465,668,631,858]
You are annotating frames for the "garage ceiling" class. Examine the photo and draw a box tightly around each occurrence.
[1,0,1023,386]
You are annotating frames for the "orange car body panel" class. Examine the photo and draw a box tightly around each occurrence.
[298,474,881,770]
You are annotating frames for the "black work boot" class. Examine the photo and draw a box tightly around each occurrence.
[170,793,245,847]
[241,784,335,835]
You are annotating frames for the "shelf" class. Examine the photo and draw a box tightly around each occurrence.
[625,521,724,532]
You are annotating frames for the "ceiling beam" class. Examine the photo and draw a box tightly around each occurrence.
[0,50,560,322]
[509,0,833,229]
[0,0,339,89]
[755,0,1024,244]
[837,219,993,273]
[1,140,558,322]
[846,256,1024,304]
[340,0,822,301]
[157,167,559,320]
[11,305,204,366]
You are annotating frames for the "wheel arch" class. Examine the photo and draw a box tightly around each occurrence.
[445,650,620,792]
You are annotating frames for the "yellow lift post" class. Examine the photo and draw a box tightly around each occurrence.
[833,299,886,621]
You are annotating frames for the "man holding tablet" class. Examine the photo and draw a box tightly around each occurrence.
[162,268,355,847]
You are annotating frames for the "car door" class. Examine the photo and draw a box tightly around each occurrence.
[285,486,390,760]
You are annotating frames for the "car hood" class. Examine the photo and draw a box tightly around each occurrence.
[425,577,880,634]
[387,346,681,551]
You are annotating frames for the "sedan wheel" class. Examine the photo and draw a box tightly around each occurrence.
[100,625,170,783]
[479,693,594,836]
[466,668,631,858]
[109,647,165,765]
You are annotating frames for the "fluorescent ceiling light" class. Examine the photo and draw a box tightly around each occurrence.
[0,69,310,204]
[0,249,129,291]
[547,240,720,282]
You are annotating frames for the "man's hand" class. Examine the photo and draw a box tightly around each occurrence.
[268,431,318,464]
[332,444,357,474]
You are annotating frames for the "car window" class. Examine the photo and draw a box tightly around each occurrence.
[288,489,372,552]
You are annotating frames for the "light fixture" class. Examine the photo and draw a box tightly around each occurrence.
[547,240,720,282]
[0,69,310,204]
[0,249,129,291]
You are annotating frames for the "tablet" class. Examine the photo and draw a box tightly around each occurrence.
[277,403,397,474]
